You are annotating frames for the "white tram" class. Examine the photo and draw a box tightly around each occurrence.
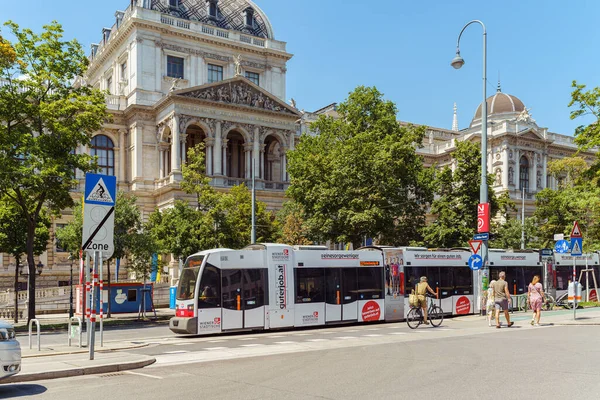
[170,244,385,335]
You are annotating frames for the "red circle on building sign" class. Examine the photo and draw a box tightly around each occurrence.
[590,289,598,302]
[362,301,381,321]
[456,296,471,315]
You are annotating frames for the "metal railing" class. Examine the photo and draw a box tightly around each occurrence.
[28,319,40,351]
[68,316,82,348]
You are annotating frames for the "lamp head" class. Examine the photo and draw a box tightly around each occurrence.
[451,51,465,69]
[36,261,44,275]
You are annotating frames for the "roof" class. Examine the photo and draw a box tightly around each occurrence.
[150,0,274,39]
[471,90,526,127]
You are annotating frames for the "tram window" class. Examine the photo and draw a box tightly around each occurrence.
[342,268,358,304]
[244,269,267,309]
[453,267,472,295]
[425,267,440,292]
[404,267,426,295]
[295,268,325,303]
[555,267,570,290]
[198,264,221,308]
[357,267,384,300]
[438,268,453,298]
[325,269,341,305]
[222,269,242,310]
[177,266,200,300]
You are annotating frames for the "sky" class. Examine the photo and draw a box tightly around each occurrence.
[2,0,598,135]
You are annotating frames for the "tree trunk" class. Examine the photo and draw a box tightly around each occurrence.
[26,222,36,323]
[107,258,111,318]
[14,256,19,324]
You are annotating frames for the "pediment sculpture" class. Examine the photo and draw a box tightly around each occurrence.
[178,81,296,115]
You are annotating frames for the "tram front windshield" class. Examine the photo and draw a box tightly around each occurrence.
[177,256,204,300]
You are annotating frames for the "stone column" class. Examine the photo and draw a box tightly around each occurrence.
[205,138,214,176]
[244,144,253,180]
[131,122,143,181]
[515,149,520,190]
[282,149,288,182]
[253,127,260,179]
[171,115,181,172]
[214,122,222,175]
[288,130,295,151]
[259,144,266,179]
[542,153,548,189]
[222,139,228,177]
[502,146,509,190]
[119,128,126,182]
[180,134,187,165]
[158,147,164,178]
[531,152,538,192]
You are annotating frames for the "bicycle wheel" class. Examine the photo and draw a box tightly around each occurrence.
[518,296,528,312]
[543,295,555,311]
[428,306,444,327]
[406,308,421,329]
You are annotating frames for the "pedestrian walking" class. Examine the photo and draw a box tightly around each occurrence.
[492,272,514,328]
[486,280,496,327]
[528,274,544,326]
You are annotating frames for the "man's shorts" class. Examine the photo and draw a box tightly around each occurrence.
[494,299,509,311]
[418,295,427,308]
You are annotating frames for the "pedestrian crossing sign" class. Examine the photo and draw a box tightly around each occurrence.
[571,237,583,256]
[84,174,116,206]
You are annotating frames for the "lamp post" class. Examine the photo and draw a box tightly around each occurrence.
[451,20,489,313]
[69,255,74,318]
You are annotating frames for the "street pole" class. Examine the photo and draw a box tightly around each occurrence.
[451,20,488,314]
[251,158,256,244]
[69,256,74,319]
[521,187,525,249]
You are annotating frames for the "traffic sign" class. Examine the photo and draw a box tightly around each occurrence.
[540,249,553,257]
[571,237,583,256]
[571,221,582,238]
[554,240,570,254]
[82,173,116,259]
[468,254,483,271]
[468,240,482,255]
[554,233,564,241]
[477,203,490,233]
[473,233,489,241]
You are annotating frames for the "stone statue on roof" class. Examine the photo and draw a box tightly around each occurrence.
[234,54,243,77]
[517,107,535,124]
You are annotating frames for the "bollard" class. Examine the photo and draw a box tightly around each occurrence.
[28,319,40,351]
[67,316,82,348]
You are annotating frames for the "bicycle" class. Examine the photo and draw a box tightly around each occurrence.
[406,296,444,329]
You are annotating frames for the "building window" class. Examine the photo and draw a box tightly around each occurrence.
[55,224,67,253]
[519,156,529,192]
[244,7,255,28]
[91,135,115,176]
[106,76,112,94]
[208,64,223,83]
[208,0,218,19]
[169,0,180,8]
[245,71,259,86]
[167,55,184,79]
[120,61,127,80]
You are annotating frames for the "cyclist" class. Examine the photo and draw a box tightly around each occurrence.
[416,276,437,324]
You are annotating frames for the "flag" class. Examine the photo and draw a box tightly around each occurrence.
[115,258,120,283]
[150,253,158,282]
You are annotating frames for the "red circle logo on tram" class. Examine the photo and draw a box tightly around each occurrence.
[455,296,470,315]
[362,301,381,321]
[313,311,318,318]
[214,317,221,324]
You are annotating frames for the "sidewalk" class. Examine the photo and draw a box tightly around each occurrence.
[453,306,600,325]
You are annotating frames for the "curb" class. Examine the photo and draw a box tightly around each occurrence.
[21,342,150,359]
[2,357,156,384]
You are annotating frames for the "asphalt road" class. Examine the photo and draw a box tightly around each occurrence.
[3,318,600,399]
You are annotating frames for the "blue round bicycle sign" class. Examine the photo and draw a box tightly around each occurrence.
[554,240,570,254]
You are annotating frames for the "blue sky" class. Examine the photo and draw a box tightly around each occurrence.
[2,0,598,135]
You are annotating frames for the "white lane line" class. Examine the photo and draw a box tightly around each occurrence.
[366,328,380,331]
[163,350,189,354]
[274,341,296,344]
[364,334,384,337]
[387,325,403,329]
[204,347,229,351]
[389,332,406,335]
[343,329,359,333]
[307,338,329,342]
[207,340,226,343]
[268,335,285,338]
[238,337,258,341]
[240,344,265,347]
[124,371,164,380]
[173,342,194,346]
[335,336,357,340]
[292,333,311,336]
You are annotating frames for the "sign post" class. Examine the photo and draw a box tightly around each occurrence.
[570,221,583,320]
[82,174,116,359]
[476,203,490,316]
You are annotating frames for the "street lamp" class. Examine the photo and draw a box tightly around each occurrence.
[68,255,74,318]
[36,261,44,276]
[451,20,489,313]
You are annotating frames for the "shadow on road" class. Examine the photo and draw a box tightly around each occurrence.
[0,384,47,397]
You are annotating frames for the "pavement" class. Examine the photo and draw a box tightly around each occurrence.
[2,306,600,385]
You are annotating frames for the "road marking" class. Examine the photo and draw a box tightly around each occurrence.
[207,340,226,343]
[389,332,406,335]
[163,350,189,354]
[174,342,194,346]
[238,337,258,341]
[204,347,228,351]
[292,333,311,336]
[268,335,285,338]
[274,341,296,344]
[240,344,265,347]
[364,334,384,337]
[343,329,359,333]
[366,328,380,331]
[124,371,164,380]
[307,338,329,342]
[335,336,357,340]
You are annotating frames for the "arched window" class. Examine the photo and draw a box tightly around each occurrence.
[91,135,115,176]
[519,156,529,192]
[244,7,255,28]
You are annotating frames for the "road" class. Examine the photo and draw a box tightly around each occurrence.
[4,313,600,399]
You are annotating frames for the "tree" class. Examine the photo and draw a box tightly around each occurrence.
[276,201,312,245]
[287,86,433,248]
[422,140,498,248]
[490,217,537,250]
[181,143,217,210]
[569,81,600,150]
[0,21,108,321]
[0,197,49,322]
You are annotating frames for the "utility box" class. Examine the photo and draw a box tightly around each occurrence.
[568,282,583,303]
[170,286,177,309]
[109,283,154,313]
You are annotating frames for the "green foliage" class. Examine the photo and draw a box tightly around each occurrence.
[569,81,600,150]
[287,86,433,247]
[490,217,536,250]
[0,21,109,318]
[0,196,49,258]
[181,143,217,210]
[276,201,312,245]
[422,140,498,248]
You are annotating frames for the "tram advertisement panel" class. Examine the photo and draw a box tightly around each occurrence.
[383,249,404,321]
[267,246,294,328]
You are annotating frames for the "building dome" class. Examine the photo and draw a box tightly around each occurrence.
[151,0,275,39]
[470,89,526,127]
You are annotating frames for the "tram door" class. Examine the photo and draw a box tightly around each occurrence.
[221,269,267,330]
[342,268,358,320]
[325,269,341,322]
